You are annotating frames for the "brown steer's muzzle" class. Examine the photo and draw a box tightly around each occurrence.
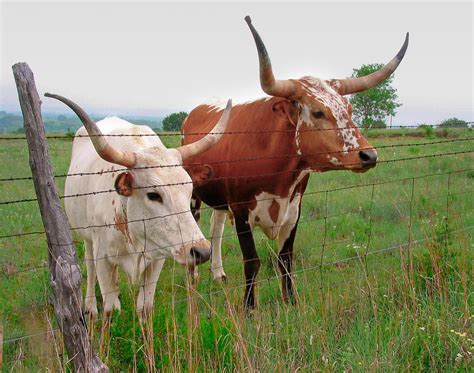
[359,148,378,166]
[355,148,378,172]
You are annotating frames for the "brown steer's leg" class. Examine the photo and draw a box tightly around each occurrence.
[234,209,260,310]
[278,212,300,304]
[190,193,202,222]
[278,175,309,304]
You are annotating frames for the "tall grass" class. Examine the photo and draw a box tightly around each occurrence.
[1,129,473,371]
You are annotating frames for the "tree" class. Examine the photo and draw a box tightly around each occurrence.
[439,117,468,128]
[162,111,188,132]
[349,63,401,129]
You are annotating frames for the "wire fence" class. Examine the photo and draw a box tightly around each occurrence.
[0,122,473,141]
[0,136,473,184]
[0,148,473,206]
[1,123,473,364]
[3,222,473,368]
[1,166,472,241]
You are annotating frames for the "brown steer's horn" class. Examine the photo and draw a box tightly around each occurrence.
[44,93,136,168]
[177,99,232,161]
[334,33,409,95]
[245,16,297,99]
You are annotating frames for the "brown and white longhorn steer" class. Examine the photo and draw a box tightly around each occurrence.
[182,17,408,309]
[45,93,231,319]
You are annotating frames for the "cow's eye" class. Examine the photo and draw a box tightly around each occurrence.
[312,111,325,119]
[147,192,163,202]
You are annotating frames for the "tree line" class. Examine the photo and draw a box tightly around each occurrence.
[1,63,470,134]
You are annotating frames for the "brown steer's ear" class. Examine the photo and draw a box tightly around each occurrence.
[185,164,214,186]
[272,99,298,126]
[115,172,134,196]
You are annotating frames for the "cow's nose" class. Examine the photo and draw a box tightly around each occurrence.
[359,149,378,166]
[190,246,211,265]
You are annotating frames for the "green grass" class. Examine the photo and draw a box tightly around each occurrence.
[1,129,473,371]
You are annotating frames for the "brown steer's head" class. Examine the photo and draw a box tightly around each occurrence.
[245,16,408,172]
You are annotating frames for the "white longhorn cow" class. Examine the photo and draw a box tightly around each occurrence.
[45,93,231,318]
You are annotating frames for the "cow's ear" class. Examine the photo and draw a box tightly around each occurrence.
[115,172,134,196]
[272,99,298,126]
[186,164,214,186]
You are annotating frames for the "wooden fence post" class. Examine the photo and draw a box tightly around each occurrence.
[12,62,108,372]
[0,324,3,371]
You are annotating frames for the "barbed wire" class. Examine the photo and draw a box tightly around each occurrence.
[0,167,471,240]
[1,123,473,141]
[2,129,472,355]
[3,223,472,348]
[2,185,471,279]
[1,234,363,318]
[1,136,473,183]
[1,149,473,206]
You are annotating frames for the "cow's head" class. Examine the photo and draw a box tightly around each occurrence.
[245,16,408,172]
[45,93,231,268]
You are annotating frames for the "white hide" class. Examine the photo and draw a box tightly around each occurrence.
[65,117,207,317]
[209,170,310,280]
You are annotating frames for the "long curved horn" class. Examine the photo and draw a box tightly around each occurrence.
[177,99,232,160]
[334,33,409,95]
[245,16,298,99]
[44,93,136,168]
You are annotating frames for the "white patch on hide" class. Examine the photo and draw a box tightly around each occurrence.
[248,170,310,240]
[298,76,360,155]
[328,155,342,166]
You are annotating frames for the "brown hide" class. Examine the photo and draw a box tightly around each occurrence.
[182,98,306,212]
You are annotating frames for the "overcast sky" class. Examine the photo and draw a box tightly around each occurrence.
[1,0,472,125]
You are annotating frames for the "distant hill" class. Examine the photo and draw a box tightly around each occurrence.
[0,110,164,133]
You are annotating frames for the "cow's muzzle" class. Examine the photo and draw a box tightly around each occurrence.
[358,149,378,170]
[183,240,211,266]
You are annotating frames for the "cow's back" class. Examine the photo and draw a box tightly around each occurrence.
[182,98,303,209]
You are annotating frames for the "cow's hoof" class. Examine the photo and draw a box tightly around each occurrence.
[244,305,256,318]
[138,308,153,323]
[188,268,199,283]
[212,271,227,283]
[84,308,98,322]
[84,299,98,321]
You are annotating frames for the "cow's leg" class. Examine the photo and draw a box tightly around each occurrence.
[234,209,260,309]
[191,193,202,222]
[277,202,301,304]
[84,239,98,319]
[137,258,165,320]
[96,257,119,359]
[277,178,307,304]
[210,209,227,281]
[187,194,202,281]
[96,258,121,314]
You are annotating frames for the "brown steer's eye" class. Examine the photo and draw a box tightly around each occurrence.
[312,111,325,119]
[147,192,163,202]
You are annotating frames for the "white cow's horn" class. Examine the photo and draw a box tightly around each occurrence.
[44,93,136,168]
[177,99,232,160]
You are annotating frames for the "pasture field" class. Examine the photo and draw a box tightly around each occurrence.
[1,128,473,371]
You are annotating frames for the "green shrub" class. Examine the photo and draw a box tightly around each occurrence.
[418,124,434,138]
[438,117,468,128]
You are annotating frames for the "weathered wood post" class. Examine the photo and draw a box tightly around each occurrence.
[12,62,108,372]
[0,325,3,371]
